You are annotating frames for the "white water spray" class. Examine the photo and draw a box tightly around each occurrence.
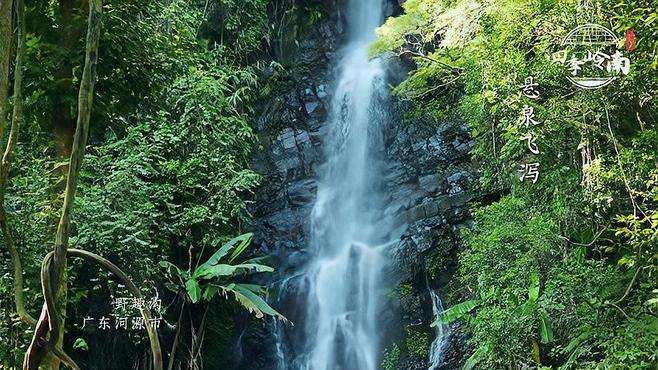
[298,1,391,369]
[428,291,450,370]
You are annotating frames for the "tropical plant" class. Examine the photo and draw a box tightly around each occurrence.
[0,0,275,367]
[161,233,285,321]
[374,0,658,368]
[434,299,478,325]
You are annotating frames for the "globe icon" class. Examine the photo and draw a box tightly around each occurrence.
[561,23,620,89]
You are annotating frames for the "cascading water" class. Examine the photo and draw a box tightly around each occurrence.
[284,1,393,369]
[428,291,450,370]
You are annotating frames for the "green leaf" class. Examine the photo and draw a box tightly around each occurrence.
[73,338,89,351]
[563,327,592,356]
[574,246,586,264]
[539,311,554,344]
[203,284,219,301]
[463,346,485,370]
[234,283,264,293]
[241,256,269,265]
[186,279,201,303]
[434,299,478,325]
[529,272,540,303]
[194,262,273,280]
[222,283,289,323]
[228,232,254,263]
[198,233,253,272]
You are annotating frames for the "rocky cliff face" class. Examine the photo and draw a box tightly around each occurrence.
[378,100,478,369]
[244,2,479,369]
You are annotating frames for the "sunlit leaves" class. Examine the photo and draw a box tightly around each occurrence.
[433,299,479,325]
[161,233,285,321]
[377,0,658,366]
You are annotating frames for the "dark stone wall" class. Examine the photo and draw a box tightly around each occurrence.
[380,98,477,369]
[240,1,475,368]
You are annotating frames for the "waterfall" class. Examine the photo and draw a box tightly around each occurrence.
[290,0,392,369]
[272,276,294,369]
[428,291,450,370]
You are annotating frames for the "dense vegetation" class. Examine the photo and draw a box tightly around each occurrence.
[1,0,655,369]
[0,0,299,368]
[374,0,657,368]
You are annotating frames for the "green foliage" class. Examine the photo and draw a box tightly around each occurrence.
[72,337,89,351]
[455,197,562,367]
[69,53,262,310]
[376,0,658,367]
[202,0,269,61]
[397,282,415,297]
[0,0,273,367]
[381,343,401,370]
[160,233,284,321]
[434,299,478,325]
[405,329,431,358]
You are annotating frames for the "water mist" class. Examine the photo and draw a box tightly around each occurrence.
[299,0,392,369]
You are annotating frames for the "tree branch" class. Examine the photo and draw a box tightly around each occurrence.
[0,0,13,140]
[25,249,164,370]
[24,1,103,368]
[68,249,163,369]
[397,49,462,73]
[0,0,35,327]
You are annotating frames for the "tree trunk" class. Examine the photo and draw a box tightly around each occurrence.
[23,1,103,368]
[0,0,35,327]
[0,0,13,136]
[52,0,79,157]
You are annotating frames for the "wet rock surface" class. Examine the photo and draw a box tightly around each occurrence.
[241,2,477,369]
[383,108,478,369]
